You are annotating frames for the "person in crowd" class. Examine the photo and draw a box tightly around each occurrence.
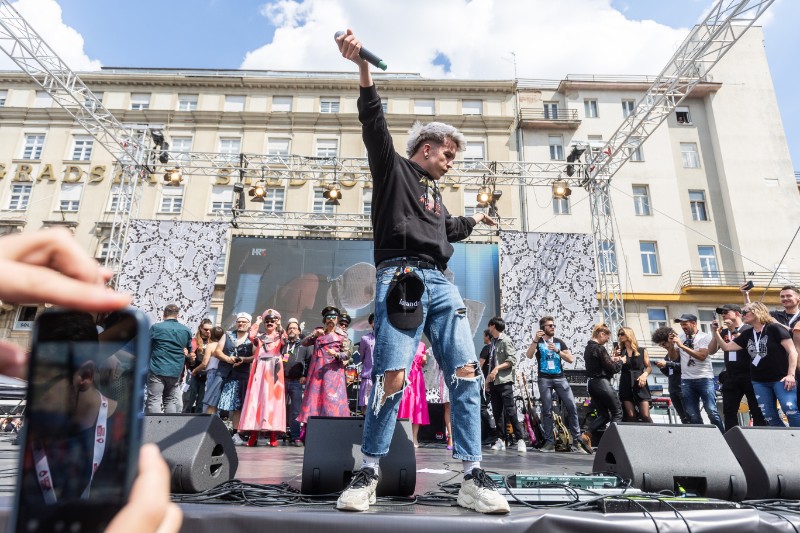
[183,319,212,413]
[397,342,430,447]
[707,304,766,430]
[358,314,376,414]
[197,327,226,415]
[652,327,690,424]
[582,323,622,447]
[477,329,498,447]
[146,304,193,414]
[217,312,256,446]
[335,29,505,515]
[713,302,799,427]
[616,326,653,423]
[486,317,525,453]
[742,284,800,328]
[666,314,724,432]
[239,309,286,447]
[0,228,181,533]
[297,306,352,429]
[526,316,592,454]
[283,318,312,445]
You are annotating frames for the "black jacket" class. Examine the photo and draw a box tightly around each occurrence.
[358,85,476,270]
[584,340,620,380]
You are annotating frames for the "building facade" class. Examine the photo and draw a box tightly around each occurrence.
[0,27,797,354]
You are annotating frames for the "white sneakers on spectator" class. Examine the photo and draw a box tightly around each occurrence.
[336,467,379,511]
[457,468,511,514]
[490,438,506,451]
[231,433,245,446]
[516,440,527,453]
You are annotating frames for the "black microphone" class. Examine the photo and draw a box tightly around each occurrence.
[334,31,387,71]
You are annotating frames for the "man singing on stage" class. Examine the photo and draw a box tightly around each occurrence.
[335,29,506,514]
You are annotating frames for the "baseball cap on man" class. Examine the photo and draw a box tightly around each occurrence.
[386,270,424,330]
[673,313,698,323]
[715,304,742,315]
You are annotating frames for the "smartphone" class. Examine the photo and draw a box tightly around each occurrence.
[612,341,619,351]
[10,308,150,533]
[742,280,754,291]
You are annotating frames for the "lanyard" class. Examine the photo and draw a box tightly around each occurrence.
[752,327,765,355]
[33,392,108,504]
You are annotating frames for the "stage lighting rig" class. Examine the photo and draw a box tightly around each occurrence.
[476,186,492,206]
[249,180,267,203]
[163,167,183,186]
[323,183,342,206]
[552,179,572,199]
[565,142,587,177]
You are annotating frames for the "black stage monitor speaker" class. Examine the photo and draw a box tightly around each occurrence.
[301,416,416,496]
[144,414,239,493]
[418,403,446,443]
[592,423,747,501]
[725,426,800,500]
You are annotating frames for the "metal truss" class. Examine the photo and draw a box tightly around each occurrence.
[582,0,774,334]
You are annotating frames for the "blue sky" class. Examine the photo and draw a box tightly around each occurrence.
[4,0,798,170]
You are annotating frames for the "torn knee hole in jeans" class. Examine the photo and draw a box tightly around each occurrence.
[449,362,481,392]
[371,369,407,415]
[455,307,467,317]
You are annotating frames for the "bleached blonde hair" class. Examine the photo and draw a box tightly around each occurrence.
[406,121,466,157]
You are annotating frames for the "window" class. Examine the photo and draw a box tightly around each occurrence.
[72,136,94,161]
[543,102,559,119]
[59,183,83,212]
[414,99,434,115]
[267,138,290,160]
[170,136,193,165]
[159,186,184,214]
[584,99,598,118]
[640,241,660,275]
[210,186,234,213]
[130,93,150,110]
[8,184,32,210]
[698,246,719,278]
[315,139,338,158]
[681,142,700,168]
[462,100,482,115]
[698,310,716,335]
[549,135,564,160]
[97,240,121,262]
[260,187,285,212]
[464,190,480,217]
[632,185,651,216]
[464,142,485,164]
[84,92,103,112]
[689,190,708,221]
[0,90,6,106]
[224,95,245,112]
[177,94,198,111]
[647,308,668,334]
[381,101,388,114]
[313,189,335,214]
[14,305,38,331]
[108,186,132,212]
[622,99,635,118]
[34,91,53,108]
[22,134,45,160]
[218,137,241,155]
[553,196,570,215]
[362,189,372,215]
[599,240,617,273]
[320,97,340,113]
[273,96,292,112]
[627,137,644,162]
[676,106,691,125]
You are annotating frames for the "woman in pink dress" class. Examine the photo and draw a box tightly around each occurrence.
[397,342,430,447]
[297,306,352,428]
[238,309,286,447]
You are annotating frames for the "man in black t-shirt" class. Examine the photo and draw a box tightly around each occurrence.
[707,304,765,431]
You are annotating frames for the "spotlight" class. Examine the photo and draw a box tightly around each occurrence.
[566,143,587,177]
[476,186,492,206]
[150,129,165,147]
[248,180,267,202]
[323,183,342,205]
[552,180,571,199]
[158,141,170,164]
[163,167,182,186]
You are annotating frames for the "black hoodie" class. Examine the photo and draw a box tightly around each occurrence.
[358,85,476,270]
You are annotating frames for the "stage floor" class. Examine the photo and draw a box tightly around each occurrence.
[1,434,799,532]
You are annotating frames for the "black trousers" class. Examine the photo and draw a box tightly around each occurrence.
[587,377,622,434]
[722,376,766,431]
[480,388,497,441]
[490,382,524,443]
[668,380,691,423]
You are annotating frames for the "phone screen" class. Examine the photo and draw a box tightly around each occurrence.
[13,309,148,533]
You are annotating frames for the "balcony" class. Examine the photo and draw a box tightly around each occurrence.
[518,108,580,130]
[677,270,799,291]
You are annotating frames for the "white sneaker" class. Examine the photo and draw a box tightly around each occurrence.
[490,438,506,451]
[336,467,379,511]
[516,440,527,453]
[231,433,245,446]
[457,468,511,514]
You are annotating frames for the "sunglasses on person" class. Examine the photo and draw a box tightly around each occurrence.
[543,324,556,328]
[263,319,276,324]
[324,314,338,320]
[617,331,626,336]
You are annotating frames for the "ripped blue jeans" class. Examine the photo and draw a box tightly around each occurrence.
[362,264,483,461]
[752,380,800,427]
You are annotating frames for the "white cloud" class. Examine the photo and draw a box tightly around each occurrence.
[0,0,101,71]
[241,0,690,79]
